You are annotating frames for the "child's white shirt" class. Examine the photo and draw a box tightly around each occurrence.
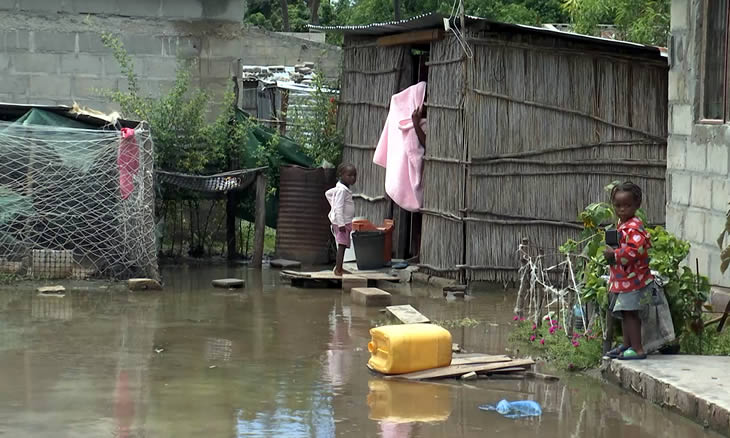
[325,181,354,226]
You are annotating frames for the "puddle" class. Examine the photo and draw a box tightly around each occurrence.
[0,265,722,437]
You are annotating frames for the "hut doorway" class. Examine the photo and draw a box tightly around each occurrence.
[392,46,429,260]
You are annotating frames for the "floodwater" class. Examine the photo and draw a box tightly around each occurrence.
[0,265,722,438]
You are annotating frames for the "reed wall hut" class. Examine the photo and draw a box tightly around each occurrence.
[311,14,668,282]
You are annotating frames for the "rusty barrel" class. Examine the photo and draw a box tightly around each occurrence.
[275,165,336,265]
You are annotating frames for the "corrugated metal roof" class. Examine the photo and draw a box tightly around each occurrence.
[308,12,664,58]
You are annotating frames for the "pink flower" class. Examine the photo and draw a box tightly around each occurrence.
[520,317,525,321]
[572,341,580,347]
[549,326,557,334]
[540,339,545,345]
[532,324,537,331]
[513,316,519,321]
[529,335,536,342]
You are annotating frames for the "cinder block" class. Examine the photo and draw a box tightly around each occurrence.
[688,245,711,279]
[13,53,59,74]
[685,209,705,244]
[691,175,713,210]
[116,0,161,18]
[671,104,693,136]
[160,0,204,19]
[208,37,242,58]
[202,58,234,79]
[670,172,691,206]
[341,274,367,292]
[666,205,685,237]
[686,141,707,172]
[667,135,686,170]
[72,0,119,15]
[137,79,175,97]
[122,35,163,56]
[19,0,63,13]
[351,287,392,307]
[77,32,111,54]
[3,29,30,52]
[0,75,29,93]
[102,55,144,78]
[705,213,726,247]
[0,53,9,71]
[0,0,17,11]
[712,179,729,212]
[707,143,729,175]
[143,56,177,78]
[32,31,76,53]
[72,77,117,97]
[60,54,103,76]
[29,75,71,98]
[668,69,687,103]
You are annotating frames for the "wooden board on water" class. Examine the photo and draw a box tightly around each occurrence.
[270,259,301,269]
[383,358,535,381]
[386,304,430,324]
[449,354,512,366]
[281,270,399,286]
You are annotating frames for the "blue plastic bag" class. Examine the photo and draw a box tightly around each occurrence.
[479,400,542,419]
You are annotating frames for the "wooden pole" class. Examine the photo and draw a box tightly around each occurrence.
[226,63,242,261]
[252,172,267,268]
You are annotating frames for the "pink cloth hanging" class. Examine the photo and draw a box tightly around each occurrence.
[118,128,139,200]
[373,82,427,212]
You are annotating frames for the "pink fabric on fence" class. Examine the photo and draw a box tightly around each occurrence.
[118,128,139,200]
[373,82,427,212]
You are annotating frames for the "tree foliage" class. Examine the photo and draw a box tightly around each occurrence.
[562,0,670,46]
[245,0,668,46]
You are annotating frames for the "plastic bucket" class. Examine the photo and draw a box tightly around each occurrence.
[352,219,394,263]
[353,231,386,270]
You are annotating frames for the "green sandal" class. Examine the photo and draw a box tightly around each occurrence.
[618,348,647,360]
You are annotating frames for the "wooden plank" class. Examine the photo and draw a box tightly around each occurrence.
[251,173,266,268]
[450,355,512,366]
[386,304,430,324]
[377,29,444,47]
[385,359,535,381]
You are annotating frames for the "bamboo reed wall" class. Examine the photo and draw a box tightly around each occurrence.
[338,37,410,223]
[420,37,467,279]
[339,28,667,283]
[462,30,668,283]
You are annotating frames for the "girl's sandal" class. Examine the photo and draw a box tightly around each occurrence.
[618,348,647,360]
[605,344,628,359]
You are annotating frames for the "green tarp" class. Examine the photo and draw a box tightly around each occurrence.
[6,108,99,171]
[235,109,315,228]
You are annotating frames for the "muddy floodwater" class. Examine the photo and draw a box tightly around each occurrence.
[0,265,723,437]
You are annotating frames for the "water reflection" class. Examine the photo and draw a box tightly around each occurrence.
[0,267,724,438]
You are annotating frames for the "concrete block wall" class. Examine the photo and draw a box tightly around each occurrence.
[668,0,730,287]
[0,0,244,21]
[0,7,341,114]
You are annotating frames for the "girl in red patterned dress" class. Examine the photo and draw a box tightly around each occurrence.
[604,182,653,360]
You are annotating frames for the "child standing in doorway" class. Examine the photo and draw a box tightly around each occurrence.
[326,164,357,276]
[604,182,653,360]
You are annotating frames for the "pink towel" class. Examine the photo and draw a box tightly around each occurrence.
[373,82,427,212]
[118,128,139,200]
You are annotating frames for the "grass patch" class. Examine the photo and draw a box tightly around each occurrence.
[680,319,730,355]
[509,319,603,371]
[239,221,276,256]
[0,273,19,285]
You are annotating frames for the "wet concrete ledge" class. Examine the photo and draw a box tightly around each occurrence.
[602,355,730,436]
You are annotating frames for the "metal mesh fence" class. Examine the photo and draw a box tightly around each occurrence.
[0,122,158,280]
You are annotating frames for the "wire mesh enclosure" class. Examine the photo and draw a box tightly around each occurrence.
[0,123,158,280]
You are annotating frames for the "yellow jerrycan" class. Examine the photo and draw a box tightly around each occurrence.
[367,324,452,374]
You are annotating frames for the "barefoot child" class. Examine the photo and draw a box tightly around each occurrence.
[326,164,357,276]
[604,182,653,360]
